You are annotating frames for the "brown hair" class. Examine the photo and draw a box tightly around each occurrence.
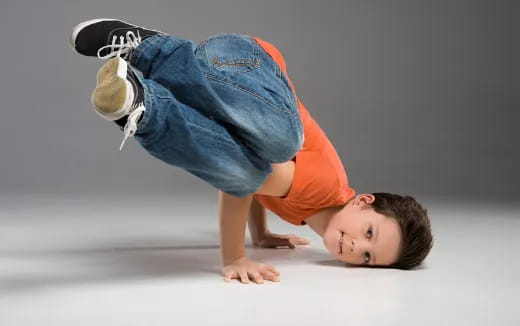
[370,192,433,269]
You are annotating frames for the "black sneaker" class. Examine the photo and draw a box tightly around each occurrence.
[69,18,166,59]
[90,57,146,151]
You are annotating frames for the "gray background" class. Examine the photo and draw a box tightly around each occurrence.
[0,0,518,199]
[1,1,520,325]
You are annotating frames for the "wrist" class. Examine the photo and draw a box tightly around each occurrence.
[222,255,246,266]
[221,243,246,264]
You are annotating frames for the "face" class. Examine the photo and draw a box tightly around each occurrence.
[323,194,402,267]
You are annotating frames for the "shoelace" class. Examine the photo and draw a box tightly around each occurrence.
[119,104,146,151]
[97,30,142,60]
[95,30,145,150]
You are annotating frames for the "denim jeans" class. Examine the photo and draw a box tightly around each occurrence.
[119,33,304,197]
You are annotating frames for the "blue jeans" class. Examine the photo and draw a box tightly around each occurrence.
[120,33,304,197]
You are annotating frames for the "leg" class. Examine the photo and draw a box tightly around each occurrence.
[132,74,273,198]
[70,19,302,162]
[129,33,304,164]
[71,20,291,196]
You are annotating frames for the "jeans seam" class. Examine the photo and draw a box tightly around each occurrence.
[185,121,242,152]
[275,65,281,79]
[203,73,296,116]
[135,77,153,131]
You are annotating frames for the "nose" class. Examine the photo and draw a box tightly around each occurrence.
[344,234,355,253]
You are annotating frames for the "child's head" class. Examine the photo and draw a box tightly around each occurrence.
[322,192,433,269]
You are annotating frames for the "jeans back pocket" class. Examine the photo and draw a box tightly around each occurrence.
[198,33,261,75]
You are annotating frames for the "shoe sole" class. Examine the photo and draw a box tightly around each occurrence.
[69,18,165,57]
[90,57,135,121]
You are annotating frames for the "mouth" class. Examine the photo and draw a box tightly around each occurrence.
[339,231,344,254]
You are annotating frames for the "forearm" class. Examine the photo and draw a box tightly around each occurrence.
[248,199,270,243]
[218,190,254,265]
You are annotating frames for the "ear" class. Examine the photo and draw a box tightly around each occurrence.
[354,194,375,206]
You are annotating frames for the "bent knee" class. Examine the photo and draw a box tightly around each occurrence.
[260,127,303,163]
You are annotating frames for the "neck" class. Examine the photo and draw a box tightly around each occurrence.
[304,206,343,237]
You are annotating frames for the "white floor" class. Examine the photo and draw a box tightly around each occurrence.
[1,191,519,326]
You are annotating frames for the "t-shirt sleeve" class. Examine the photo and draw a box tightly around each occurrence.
[284,151,342,206]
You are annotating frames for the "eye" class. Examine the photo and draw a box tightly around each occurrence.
[366,226,373,239]
[364,251,371,264]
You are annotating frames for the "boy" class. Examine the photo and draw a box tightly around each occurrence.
[69,18,433,284]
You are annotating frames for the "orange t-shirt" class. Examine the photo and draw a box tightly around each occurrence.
[251,36,356,226]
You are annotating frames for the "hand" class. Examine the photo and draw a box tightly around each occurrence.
[222,257,280,284]
[253,231,310,249]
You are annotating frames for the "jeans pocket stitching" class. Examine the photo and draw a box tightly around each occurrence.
[200,34,262,75]
[211,56,260,68]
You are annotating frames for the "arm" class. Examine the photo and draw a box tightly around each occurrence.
[248,198,311,250]
[218,190,281,284]
[248,198,269,245]
[218,190,253,265]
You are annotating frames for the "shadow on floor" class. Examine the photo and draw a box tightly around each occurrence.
[0,230,334,295]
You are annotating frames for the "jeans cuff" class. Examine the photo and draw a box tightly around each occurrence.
[129,34,164,68]
[129,34,188,70]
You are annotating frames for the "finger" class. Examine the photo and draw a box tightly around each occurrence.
[259,239,274,248]
[266,265,280,276]
[249,272,264,284]
[224,271,235,282]
[267,239,286,249]
[272,238,293,249]
[260,270,280,282]
[239,271,250,284]
[292,237,311,245]
[286,234,307,240]
[262,273,279,282]
[281,238,295,249]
